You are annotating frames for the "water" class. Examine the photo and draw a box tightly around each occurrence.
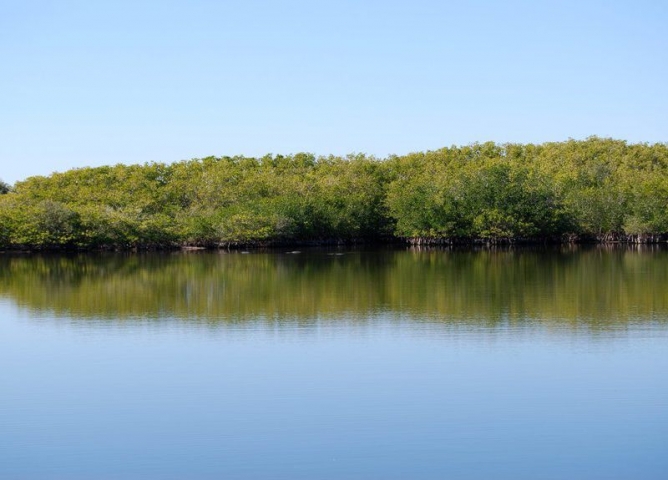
[1,247,667,479]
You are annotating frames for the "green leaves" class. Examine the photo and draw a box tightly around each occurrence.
[2,138,668,250]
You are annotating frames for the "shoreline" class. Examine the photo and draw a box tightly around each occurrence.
[2,233,667,253]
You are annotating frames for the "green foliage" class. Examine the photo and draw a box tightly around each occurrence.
[0,198,80,247]
[385,148,570,239]
[385,138,668,241]
[2,138,668,249]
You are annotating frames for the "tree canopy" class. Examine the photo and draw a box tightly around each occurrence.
[1,138,667,250]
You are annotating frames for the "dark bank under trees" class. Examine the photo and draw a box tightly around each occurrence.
[1,137,668,250]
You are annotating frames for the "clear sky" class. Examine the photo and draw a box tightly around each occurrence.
[1,0,667,184]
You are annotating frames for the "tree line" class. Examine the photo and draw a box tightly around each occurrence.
[1,137,667,250]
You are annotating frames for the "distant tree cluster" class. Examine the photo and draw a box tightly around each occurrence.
[1,138,667,250]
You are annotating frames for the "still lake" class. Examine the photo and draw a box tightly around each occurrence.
[1,247,667,479]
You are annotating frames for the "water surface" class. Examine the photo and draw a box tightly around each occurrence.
[1,247,667,479]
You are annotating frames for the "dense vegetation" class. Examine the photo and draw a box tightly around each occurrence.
[1,137,667,250]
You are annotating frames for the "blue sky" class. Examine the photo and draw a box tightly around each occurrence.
[1,0,666,184]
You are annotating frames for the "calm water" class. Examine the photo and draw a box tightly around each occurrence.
[1,247,667,479]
